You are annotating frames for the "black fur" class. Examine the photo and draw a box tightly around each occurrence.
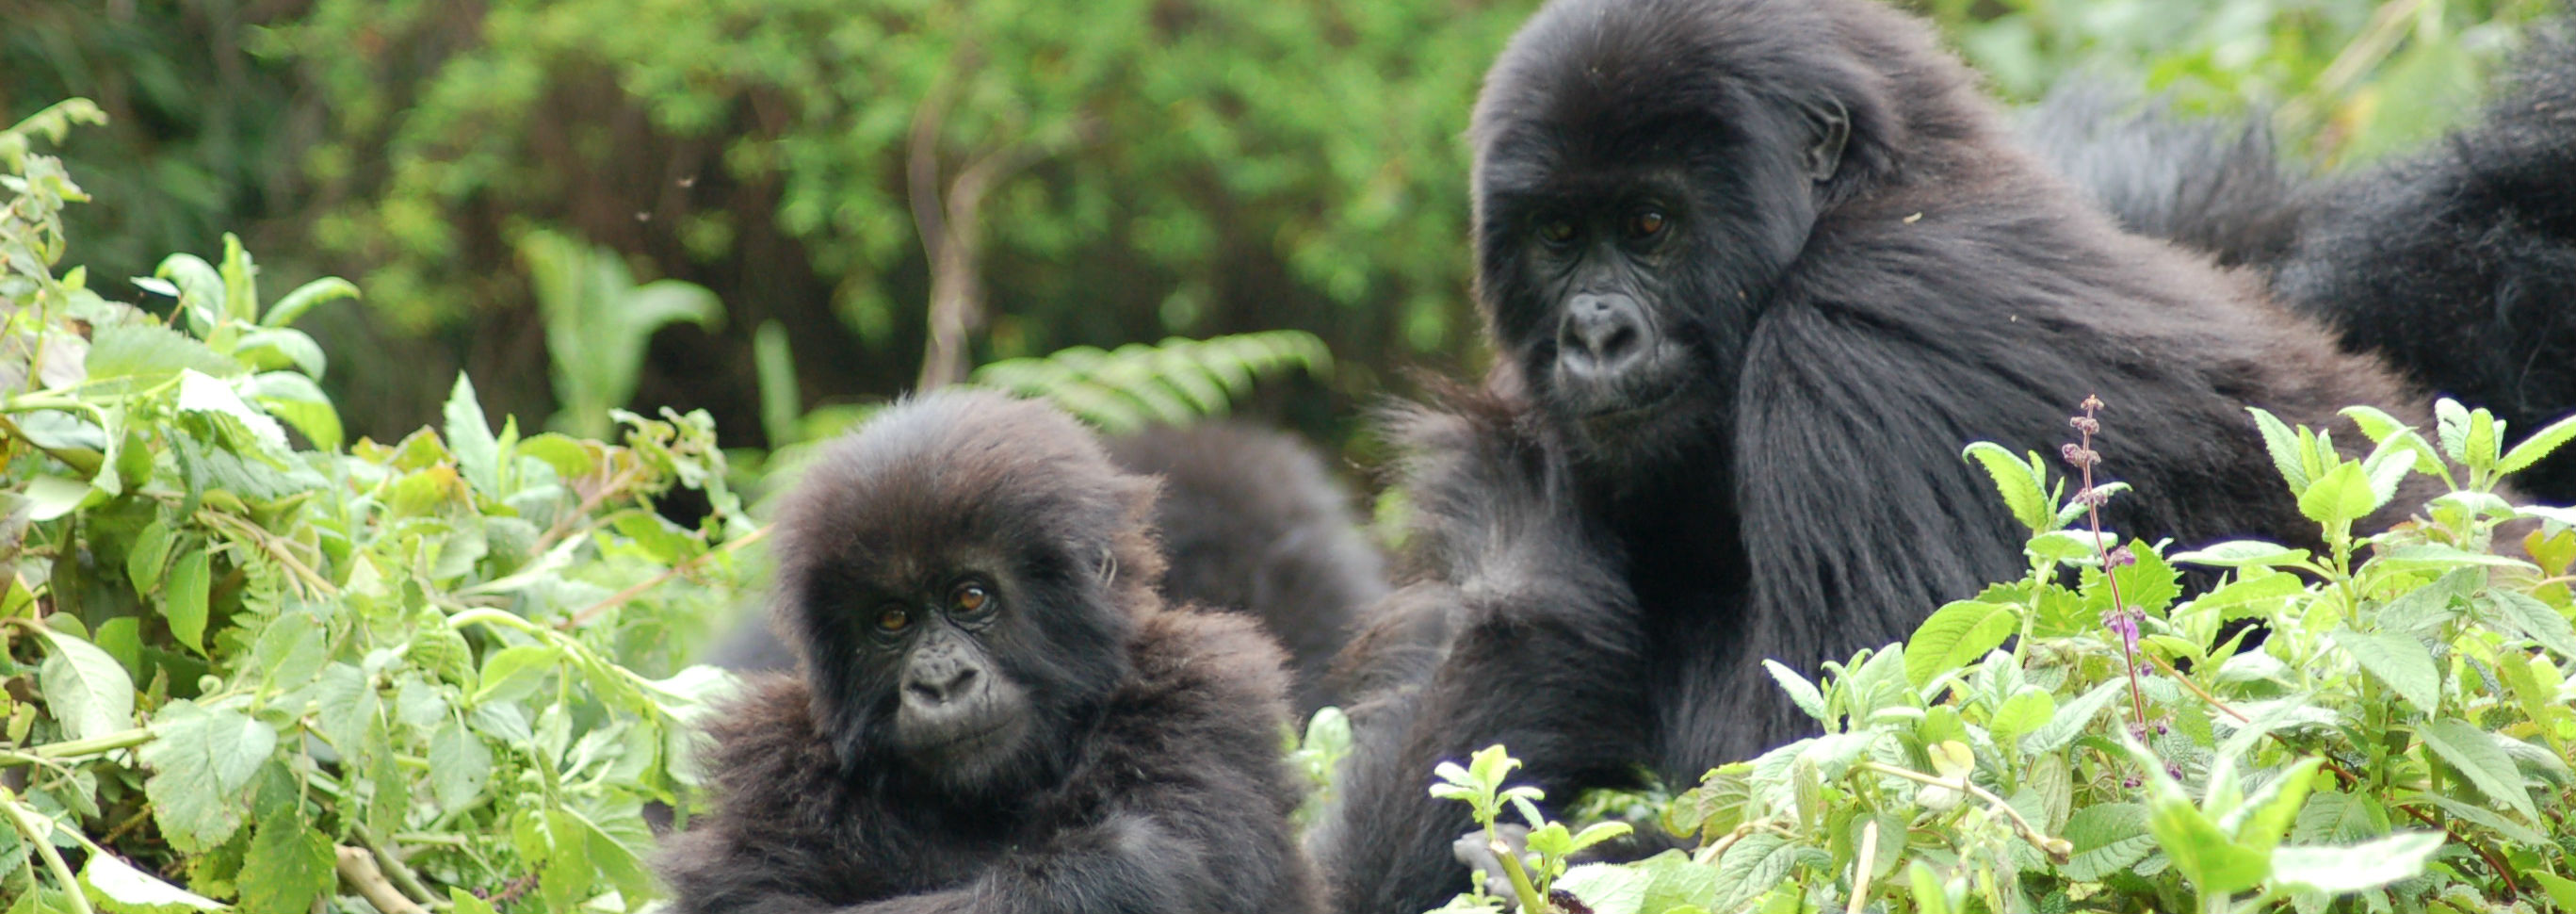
[699,420,1385,711]
[2032,25,2576,500]
[1314,1,2443,910]
[656,391,1322,914]
[2017,86,2305,268]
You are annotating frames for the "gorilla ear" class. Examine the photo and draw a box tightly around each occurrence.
[1797,95,1851,183]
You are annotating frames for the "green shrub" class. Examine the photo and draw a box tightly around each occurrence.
[1415,399,2576,913]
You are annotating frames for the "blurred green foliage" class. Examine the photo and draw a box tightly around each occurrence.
[1,0,2559,442]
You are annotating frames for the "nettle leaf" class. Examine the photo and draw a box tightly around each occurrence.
[140,700,278,850]
[2247,407,2312,493]
[2297,462,2379,530]
[1557,863,1651,914]
[429,718,494,813]
[2329,628,2440,713]
[1762,660,1830,725]
[2267,833,2444,894]
[1632,849,1721,914]
[2498,412,2576,475]
[238,806,335,914]
[2477,588,2576,659]
[2023,678,2125,756]
[1708,833,1804,913]
[1904,600,2017,691]
[35,626,135,742]
[2417,718,2539,822]
[1963,442,2052,533]
[83,322,238,384]
[2059,803,2154,882]
[1988,688,2055,745]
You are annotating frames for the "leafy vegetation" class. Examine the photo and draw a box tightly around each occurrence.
[1419,400,2576,913]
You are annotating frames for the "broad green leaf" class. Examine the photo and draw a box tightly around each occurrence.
[473,645,562,707]
[140,700,277,850]
[165,551,209,657]
[154,253,224,334]
[1557,863,1650,914]
[239,806,336,914]
[241,371,343,450]
[2180,571,2309,622]
[2227,758,2321,853]
[23,475,93,522]
[2266,833,2443,894]
[2292,791,2389,845]
[2463,407,2499,470]
[124,518,171,594]
[2529,871,2576,914]
[1761,660,1828,724]
[1633,849,1721,914]
[79,850,223,912]
[2059,803,2154,881]
[231,327,326,378]
[311,662,378,753]
[2147,792,2269,896]
[429,719,494,813]
[2418,718,2539,822]
[2478,588,2576,659]
[251,611,330,690]
[2296,462,2379,529]
[2024,679,2126,755]
[2170,540,2312,570]
[260,276,360,328]
[2329,628,2439,712]
[35,627,135,742]
[1708,833,1803,913]
[1988,688,2054,745]
[1963,442,2051,533]
[175,368,287,451]
[1904,600,2017,691]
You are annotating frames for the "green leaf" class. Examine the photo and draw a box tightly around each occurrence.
[24,475,95,522]
[79,850,224,912]
[429,719,494,813]
[2529,871,2576,914]
[175,369,287,451]
[2179,571,2308,622]
[139,700,277,850]
[2147,792,2269,896]
[165,551,210,657]
[444,373,501,495]
[2478,588,2576,659]
[2296,462,2379,529]
[2170,540,2312,570]
[240,371,344,450]
[1633,850,1720,914]
[1761,660,1829,724]
[2329,628,2439,712]
[1903,599,2018,691]
[2435,399,2471,463]
[1708,833,1804,913]
[1557,863,1651,914]
[473,645,562,707]
[2417,718,2539,822]
[154,253,225,334]
[2247,407,2311,493]
[124,518,171,594]
[2023,678,2125,755]
[231,327,326,378]
[1963,442,2051,534]
[239,806,336,914]
[218,233,258,323]
[1988,688,2055,745]
[2499,412,2576,475]
[2265,833,2443,894]
[259,276,360,328]
[34,626,135,743]
[2059,803,2154,882]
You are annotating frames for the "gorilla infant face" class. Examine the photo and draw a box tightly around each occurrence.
[1470,0,1853,468]
[770,390,1155,797]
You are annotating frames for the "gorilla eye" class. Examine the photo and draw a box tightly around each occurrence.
[1535,217,1578,246]
[951,582,993,615]
[1627,209,1667,239]
[875,605,913,633]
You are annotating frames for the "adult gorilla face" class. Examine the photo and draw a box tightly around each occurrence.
[769,391,1151,799]
[1470,5,1855,470]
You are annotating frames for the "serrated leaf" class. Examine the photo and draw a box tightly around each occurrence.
[165,550,209,657]
[79,851,223,911]
[2248,407,2311,492]
[2329,628,2439,712]
[474,644,561,707]
[2023,678,2125,755]
[2297,462,2379,529]
[35,627,135,743]
[2436,399,2471,462]
[2499,412,2576,475]
[1964,442,2051,533]
[429,719,494,813]
[1989,688,2055,745]
[1904,600,2018,691]
[2478,588,2576,659]
[2266,833,2443,894]
[1558,863,1650,914]
[2059,803,2154,881]
[1762,660,1828,724]
[239,806,335,914]
[1708,833,1802,913]
[2417,718,2539,821]
[140,700,277,850]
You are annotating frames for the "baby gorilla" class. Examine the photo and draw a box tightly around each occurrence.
[656,390,1322,914]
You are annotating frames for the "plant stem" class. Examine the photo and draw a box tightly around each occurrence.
[1855,760,2070,863]
[0,790,94,914]
[1491,830,1549,913]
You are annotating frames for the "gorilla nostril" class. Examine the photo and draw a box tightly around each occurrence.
[906,666,978,704]
[1559,295,1649,378]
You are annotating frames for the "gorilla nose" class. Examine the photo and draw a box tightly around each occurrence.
[1558,293,1649,382]
[903,662,980,706]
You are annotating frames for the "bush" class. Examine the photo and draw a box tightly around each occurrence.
[1413,400,2576,913]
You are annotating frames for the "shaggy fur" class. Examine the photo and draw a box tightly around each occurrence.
[657,391,1321,914]
[699,421,1385,711]
[1312,1,2444,910]
[2031,24,2576,500]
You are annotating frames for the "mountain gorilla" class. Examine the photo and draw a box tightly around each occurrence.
[2026,26,2576,500]
[1312,0,2448,909]
[697,420,1384,713]
[656,391,1323,914]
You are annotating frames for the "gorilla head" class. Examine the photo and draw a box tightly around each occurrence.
[1469,0,1904,473]
[766,389,1165,797]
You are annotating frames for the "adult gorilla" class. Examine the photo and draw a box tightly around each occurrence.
[2026,26,2576,500]
[658,391,1321,914]
[1312,0,2442,909]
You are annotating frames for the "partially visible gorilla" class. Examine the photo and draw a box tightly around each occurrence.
[700,418,1385,712]
[2026,24,2576,500]
[1312,0,2452,910]
[656,391,1323,914]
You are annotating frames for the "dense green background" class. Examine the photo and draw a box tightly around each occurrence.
[3,0,2557,452]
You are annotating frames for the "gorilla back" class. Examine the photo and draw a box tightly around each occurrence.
[1318,0,2443,909]
[657,390,1321,914]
